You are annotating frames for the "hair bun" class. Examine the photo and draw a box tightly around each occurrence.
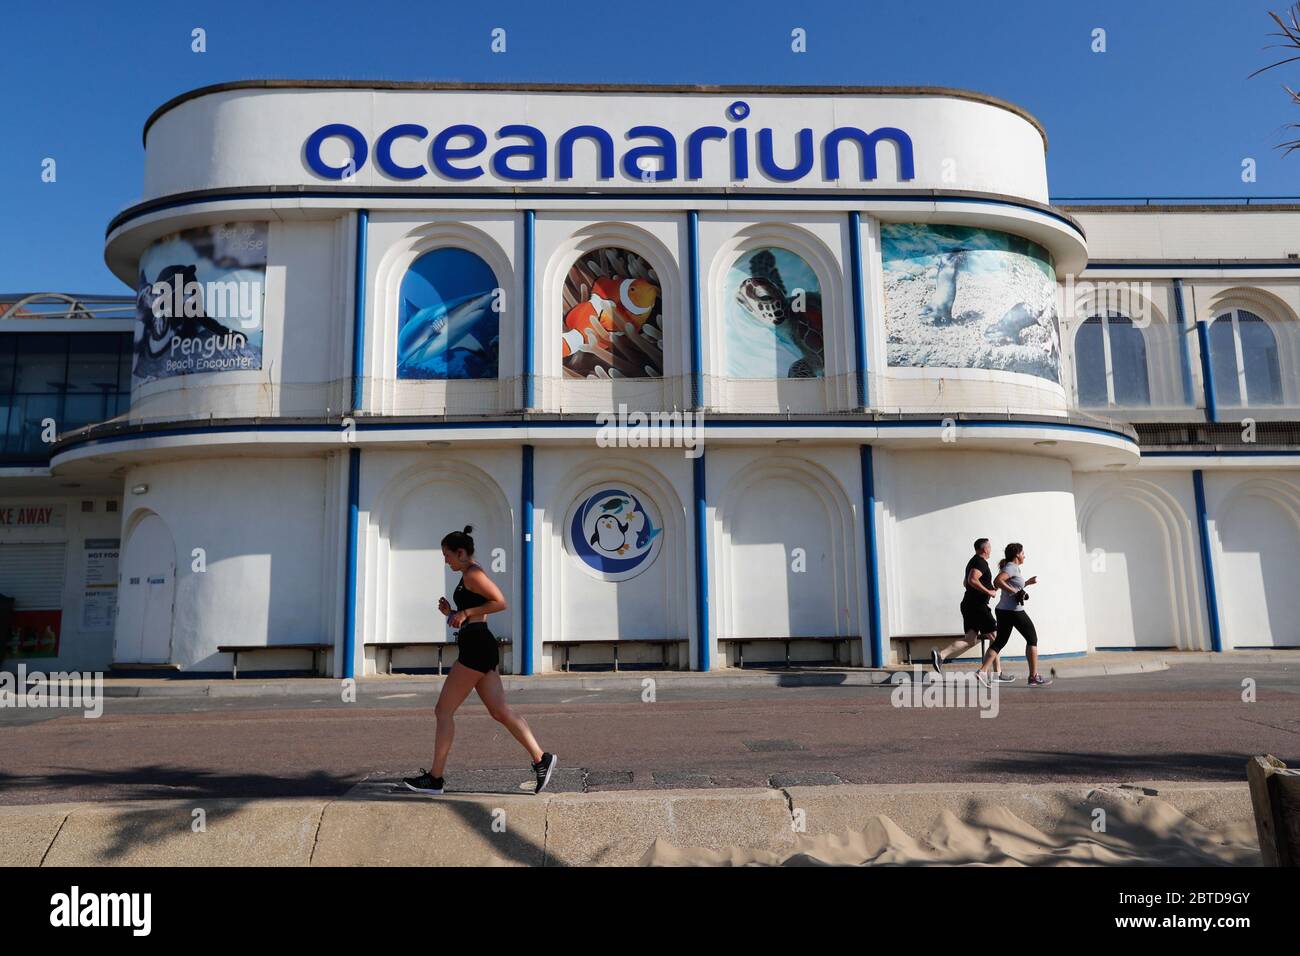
[463,524,474,535]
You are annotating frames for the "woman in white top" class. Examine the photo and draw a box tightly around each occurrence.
[976,542,1052,687]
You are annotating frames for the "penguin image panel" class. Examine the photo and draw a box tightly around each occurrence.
[918,250,966,325]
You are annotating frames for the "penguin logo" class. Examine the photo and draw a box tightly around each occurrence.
[568,488,664,581]
[591,514,630,554]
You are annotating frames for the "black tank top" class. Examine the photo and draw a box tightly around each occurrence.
[453,568,491,630]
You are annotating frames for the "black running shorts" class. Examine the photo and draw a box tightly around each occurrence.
[455,623,499,673]
[960,599,996,635]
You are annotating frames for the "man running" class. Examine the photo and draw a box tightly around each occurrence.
[932,538,1012,681]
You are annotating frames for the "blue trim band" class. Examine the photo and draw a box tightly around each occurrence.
[55,416,1139,454]
[1084,261,1300,271]
[523,210,536,410]
[687,210,704,409]
[848,211,868,408]
[342,447,361,678]
[351,210,368,411]
[520,444,534,675]
[1192,469,1224,653]
[106,189,1085,240]
[693,451,711,671]
[1172,278,1195,407]
[1195,319,1218,423]
[860,445,884,668]
[1143,449,1300,458]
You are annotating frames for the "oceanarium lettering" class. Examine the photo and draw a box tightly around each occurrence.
[304,102,915,184]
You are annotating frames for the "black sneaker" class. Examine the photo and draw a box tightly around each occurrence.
[931,648,943,673]
[532,753,557,794]
[403,770,444,795]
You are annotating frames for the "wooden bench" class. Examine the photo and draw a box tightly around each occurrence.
[365,637,511,675]
[551,638,687,672]
[719,636,854,668]
[892,633,988,666]
[217,643,332,679]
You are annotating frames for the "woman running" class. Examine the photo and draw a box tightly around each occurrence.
[977,542,1052,687]
[404,526,557,795]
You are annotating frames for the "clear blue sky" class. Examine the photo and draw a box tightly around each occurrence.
[4,0,1300,293]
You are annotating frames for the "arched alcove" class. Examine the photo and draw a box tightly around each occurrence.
[540,455,690,652]
[1076,478,1204,650]
[365,459,515,650]
[714,455,861,646]
[1216,477,1300,648]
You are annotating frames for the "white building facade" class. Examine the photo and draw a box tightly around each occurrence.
[22,81,1300,676]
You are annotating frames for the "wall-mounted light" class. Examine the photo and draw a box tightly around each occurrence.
[131,483,149,495]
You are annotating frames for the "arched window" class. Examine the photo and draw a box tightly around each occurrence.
[1208,309,1282,407]
[1074,313,1150,407]
[560,246,663,380]
[397,248,500,380]
[724,247,824,379]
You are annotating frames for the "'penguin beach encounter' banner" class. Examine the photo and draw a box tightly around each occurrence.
[133,223,267,383]
[881,224,1061,385]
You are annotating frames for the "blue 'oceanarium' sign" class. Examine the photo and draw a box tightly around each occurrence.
[304,101,915,184]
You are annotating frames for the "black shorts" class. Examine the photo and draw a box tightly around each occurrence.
[455,623,499,673]
[960,599,996,635]
[991,609,1038,652]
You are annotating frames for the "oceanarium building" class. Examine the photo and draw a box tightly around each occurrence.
[6,81,1299,676]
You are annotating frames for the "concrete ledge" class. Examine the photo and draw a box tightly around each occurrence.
[38,799,326,866]
[8,780,1257,867]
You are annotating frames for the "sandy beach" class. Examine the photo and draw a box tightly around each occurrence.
[641,795,1260,866]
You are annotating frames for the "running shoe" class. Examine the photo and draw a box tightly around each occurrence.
[993,672,1017,683]
[1027,674,1053,687]
[975,672,991,688]
[931,648,943,673]
[532,752,558,794]
[403,770,445,795]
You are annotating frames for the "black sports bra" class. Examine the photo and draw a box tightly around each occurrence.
[453,568,491,614]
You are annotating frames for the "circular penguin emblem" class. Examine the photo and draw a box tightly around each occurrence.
[567,488,663,581]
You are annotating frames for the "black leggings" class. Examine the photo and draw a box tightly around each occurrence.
[991,609,1038,652]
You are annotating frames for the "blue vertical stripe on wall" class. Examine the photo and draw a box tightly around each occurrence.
[1195,319,1219,423]
[1192,469,1224,653]
[848,211,868,408]
[342,208,368,680]
[860,444,885,667]
[520,444,535,675]
[342,446,361,679]
[693,450,711,671]
[351,210,368,411]
[1172,278,1195,407]
[687,210,704,409]
[523,210,536,410]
